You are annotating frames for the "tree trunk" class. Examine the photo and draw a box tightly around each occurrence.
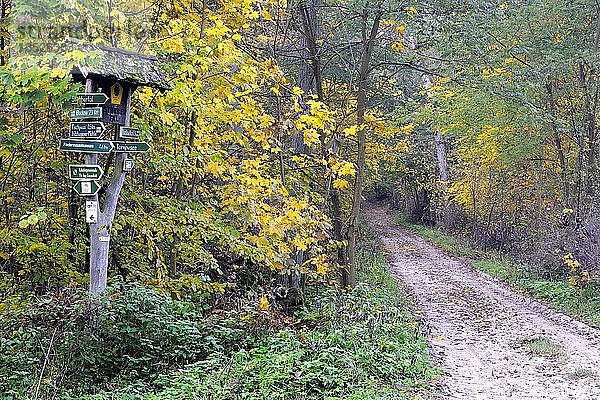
[277,0,324,290]
[345,9,382,288]
[433,130,456,229]
[298,0,323,99]
[0,0,9,66]
[546,81,569,206]
[421,75,455,228]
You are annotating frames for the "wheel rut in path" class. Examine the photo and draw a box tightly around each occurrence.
[364,204,600,400]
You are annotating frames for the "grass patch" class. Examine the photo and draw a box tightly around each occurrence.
[393,215,480,259]
[566,368,596,380]
[521,336,563,357]
[394,213,600,328]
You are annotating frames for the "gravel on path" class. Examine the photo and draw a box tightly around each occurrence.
[365,204,600,400]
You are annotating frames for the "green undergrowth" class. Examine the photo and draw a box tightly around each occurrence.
[394,214,600,327]
[0,226,438,400]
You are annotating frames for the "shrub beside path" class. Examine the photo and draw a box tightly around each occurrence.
[365,204,600,400]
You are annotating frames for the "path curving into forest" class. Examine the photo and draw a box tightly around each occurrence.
[365,203,600,400]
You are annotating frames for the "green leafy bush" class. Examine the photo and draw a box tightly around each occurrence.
[74,284,435,400]
[72,225,437,400]
[0,284,248,399]
[1,225,437,400]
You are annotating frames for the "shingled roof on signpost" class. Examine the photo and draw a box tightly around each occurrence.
[68,39,172,92]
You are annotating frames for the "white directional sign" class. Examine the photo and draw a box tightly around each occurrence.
[69,107,102,120]
[119,126,140,140]
[70,122,106,138]
[86,200,98,223]
[60,139,114,153]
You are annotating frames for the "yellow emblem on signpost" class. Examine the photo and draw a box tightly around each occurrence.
[110,82,123,105]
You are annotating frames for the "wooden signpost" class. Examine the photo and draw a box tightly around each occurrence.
[60,40,170,295]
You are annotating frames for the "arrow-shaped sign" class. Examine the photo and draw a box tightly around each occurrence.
[60,139,114,153]
[73,180,100,196]
[113,141,151,153]
[69,165,104,180]
[71,93,109,105]
[69,107,102,120]
[118,126,140,140]
[70,122,106,139]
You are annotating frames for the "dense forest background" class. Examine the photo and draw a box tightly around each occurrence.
[1,0,599,398]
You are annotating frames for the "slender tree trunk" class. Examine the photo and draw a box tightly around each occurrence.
[277,0,324,290]
[0,0,9,66]
[298,0,323,99]
[299,0,348,283]
[422,75,454,228]
[594,3,600,52]
[345,9,382,288]
[566,101,584,225]
[292,0,323,154]
[434,129,455,228]
[546,82,569,206]
[299,0,348,280]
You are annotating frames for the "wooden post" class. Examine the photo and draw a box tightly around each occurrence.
[89,85,131,295]
[82,79,102,294]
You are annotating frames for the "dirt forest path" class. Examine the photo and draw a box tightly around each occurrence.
[364,204,600,400]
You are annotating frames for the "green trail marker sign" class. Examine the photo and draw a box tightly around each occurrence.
[113,141,150,153]
[60,138,114,153]
[70,122,106,138]
[73,180,100,196]
[69,107,102,120]
[72,93,109,105]
[69,164,104,180]
[118,126,140,140]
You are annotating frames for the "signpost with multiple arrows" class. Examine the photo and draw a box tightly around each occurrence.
[62,94,107,200]
[58,44,170,296]
[60,91,151,202]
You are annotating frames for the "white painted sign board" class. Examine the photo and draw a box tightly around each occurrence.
[86,200,98,223]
